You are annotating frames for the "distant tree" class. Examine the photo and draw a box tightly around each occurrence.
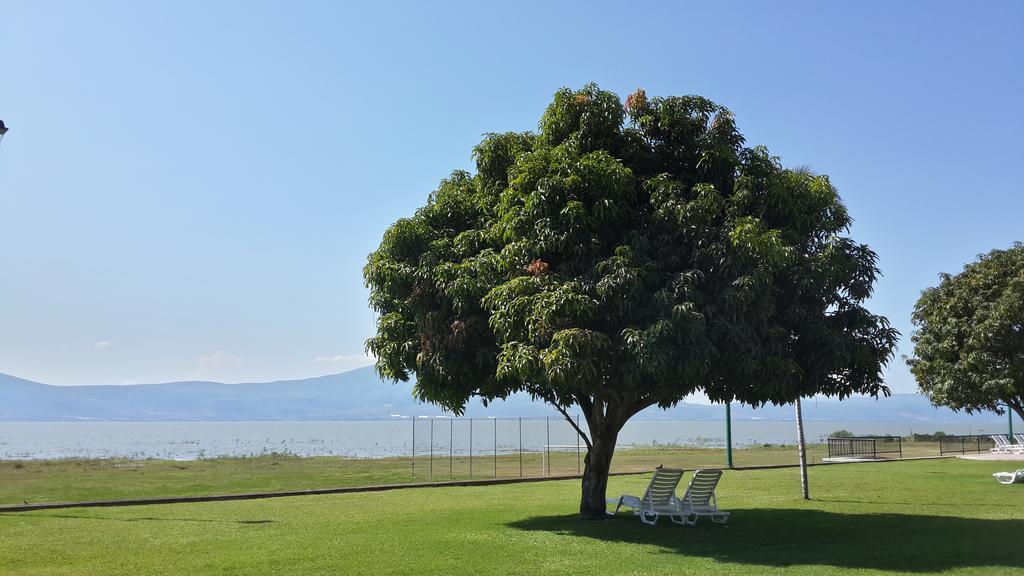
[364,84,898,518]
[910,431,947,442]
[908,244,1024,422]
[830,430,855,438]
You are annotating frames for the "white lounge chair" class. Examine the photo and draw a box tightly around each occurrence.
[990,435,1006,453]
[608,468,730,526]
[993,469,1024,484]
[676,469,730,525]
[994,435,1024,454]
[1014,434,1024,446]
[1003,434,1019,453]
[608,467,686,525]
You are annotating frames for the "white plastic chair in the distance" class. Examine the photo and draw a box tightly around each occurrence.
[993,435,1024,454]
[991,435,1014,454]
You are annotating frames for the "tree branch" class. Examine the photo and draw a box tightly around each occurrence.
[623,398,656,422]
[1009,396,1024,422]
[594,398,606,426]
[575,394,594,423]
[554,403,592,451]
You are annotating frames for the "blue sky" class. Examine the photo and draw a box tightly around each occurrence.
[1,1,1021,390]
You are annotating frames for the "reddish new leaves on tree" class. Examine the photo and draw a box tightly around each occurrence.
[526,259,549,275]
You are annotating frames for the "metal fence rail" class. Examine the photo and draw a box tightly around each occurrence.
[827,436,902,459]
[938,434,995,455]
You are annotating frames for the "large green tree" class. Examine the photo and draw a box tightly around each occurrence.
[365,85,897,518]
[908,244,1024,422]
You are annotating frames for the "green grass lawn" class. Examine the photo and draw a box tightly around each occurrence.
[0,442,944,506]
[1,458,1020,575]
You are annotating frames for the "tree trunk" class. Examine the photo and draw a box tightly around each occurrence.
[1009,399,1024,425]
[579,428,618,519]
[795,397,810,500]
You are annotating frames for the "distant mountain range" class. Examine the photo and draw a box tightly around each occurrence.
[0,368,1006,424]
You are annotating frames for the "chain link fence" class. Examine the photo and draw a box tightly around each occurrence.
[410,417,584,479]
[0,419,980,505]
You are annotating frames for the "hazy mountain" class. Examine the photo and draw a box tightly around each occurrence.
[0,368,1006,424]
[0,368,546,421]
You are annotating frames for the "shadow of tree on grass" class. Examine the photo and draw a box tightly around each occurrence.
[508,508,1024,573]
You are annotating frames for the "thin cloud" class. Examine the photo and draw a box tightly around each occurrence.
[313,352,375,371]
[192,350,244,381]
[93,340,112,351]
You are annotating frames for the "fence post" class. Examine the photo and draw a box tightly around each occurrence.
[429,418,434,479]
[977,435,981,453]
[411,418,416,478]
[493,417,497,478]
[519,417,523,478]
[469,418,473,479]
[546,416,550,476]
[898,436,902,459]
[449,419,453,478]
[726,401,734,468]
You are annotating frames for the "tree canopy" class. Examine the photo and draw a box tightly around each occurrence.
[364,84,898,516]
[908,243,1024,421]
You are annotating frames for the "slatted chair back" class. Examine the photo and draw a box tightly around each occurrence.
[640,468,684,508]
[679,469,723,507]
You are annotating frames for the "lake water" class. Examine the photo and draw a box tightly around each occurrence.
[0,419,993,461]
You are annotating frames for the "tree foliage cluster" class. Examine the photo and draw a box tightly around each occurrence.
[366,84,895,415]
[908,243,1024,421]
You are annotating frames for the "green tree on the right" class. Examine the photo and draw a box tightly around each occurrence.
[907,243,1024,421]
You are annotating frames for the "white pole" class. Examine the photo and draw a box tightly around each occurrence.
[795,397,810,500]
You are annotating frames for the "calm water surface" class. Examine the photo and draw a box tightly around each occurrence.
[0,419,987,460]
